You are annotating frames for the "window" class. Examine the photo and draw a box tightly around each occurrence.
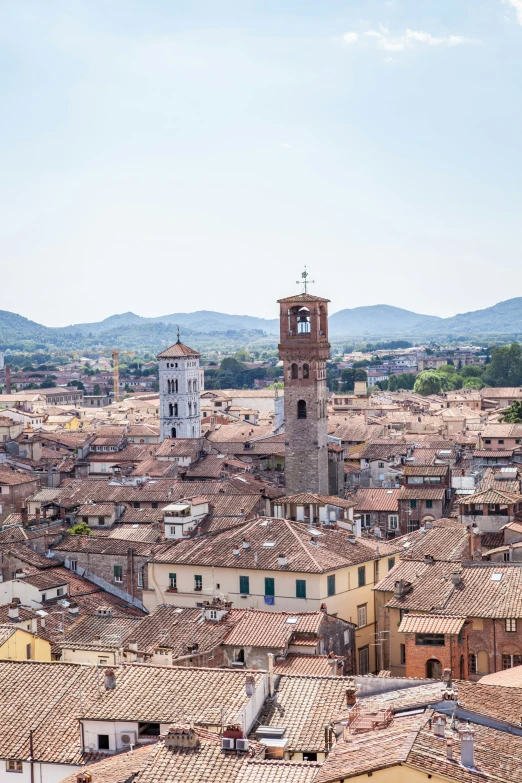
[378,462,385,469]
[296,579,307,599]
[239,575,250,595]
[291,363,298,379]
[133,502,140,509]
[416,633,445,646]
[169,573,177,589]
[152,502,158,509]
[485,439,491,444]
[138,722,161,737]
[41,594,46,602]
[26,643,31,660]
[388,515,398,530]
[400,644,406,666]
[82,516,88,524]
[114,565,123,583]
[98,516,105,525]
[469,653,477,674]
[265,577,275,597]
[498,439,504,445]
[506,618,517,633]
[194,574,203,591]
[503,654,522,669]
[70,560,77,572]
[98,735,110,751]
[357,604,367,628]
[408,519,420,532]
[327,574,336,596]
[57,588,64,597]
[138,570,144,588]
[358,646,370,675]
[303,363,310,379]
[358,566,366,587]
[297,399,307,419]
[361,513,371,528]
[410,499,417,509]
[388,557,395,571]
[6,760,23,773]
[426,500,433,509]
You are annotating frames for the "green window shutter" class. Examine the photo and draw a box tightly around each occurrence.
[169,573,177,588]
[358,566,366,587]
[239,575,250,595]
[264,577,275,596]
[426,499,433,509]
[114,565,122,581]
[327,574,335,597]
[410,499,417,509]
[296,579,307,599]
[388,558,395,571]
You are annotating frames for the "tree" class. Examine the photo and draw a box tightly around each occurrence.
[500,400,522,423]
[354,368,368,382]
[93,383,101,396]
[460,365,483,378]
[482,342,522,387]
[414,371,444,396]
[463,377,484,390]
[39,377,57,388]
[437,364,456,376]
[69,521,92,536]
[388,373,416,391]
[341,368,355,392]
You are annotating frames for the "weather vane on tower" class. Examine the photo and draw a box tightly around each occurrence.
[297,266,314,295]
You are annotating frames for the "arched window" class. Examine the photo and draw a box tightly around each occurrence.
[188,402,192,416]
[297,307,311,334]
[477,650,489,674]
[174,379,178,393]
[319,306,327,336]
[291,363,298,379]
[469,653,477,675]
[171,427,177,439]
[173,403,178,417]
[426,659,442,679]
[303,363,309,379]
[297,400,307,419]
[168,403,173,417]
[167,380,171,393]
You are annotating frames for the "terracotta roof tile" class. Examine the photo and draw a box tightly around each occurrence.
[398,613,466,635]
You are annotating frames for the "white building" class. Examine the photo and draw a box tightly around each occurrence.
[157,338,202,441]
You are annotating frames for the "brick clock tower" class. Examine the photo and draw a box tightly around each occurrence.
[278,273,330,494]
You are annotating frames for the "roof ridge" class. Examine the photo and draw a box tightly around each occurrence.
[284,519,323,571]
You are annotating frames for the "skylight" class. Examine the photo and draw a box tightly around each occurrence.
[491,573,503,582]
[262,542,276,547]
[286,617,298,624]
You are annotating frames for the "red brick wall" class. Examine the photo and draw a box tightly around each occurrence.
[468,618,522,679]
[403,630,468,680]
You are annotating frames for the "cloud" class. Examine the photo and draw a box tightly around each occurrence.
[342,32,359,43]
[383,56,398,64]
[368,27,477,50]
[279,143,292,148]
[504,0,522,24]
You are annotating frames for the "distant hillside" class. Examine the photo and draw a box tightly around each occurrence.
[329,305,441,336]
[59,310,280,336]
[3,296,522,350]
[414,297,522,336]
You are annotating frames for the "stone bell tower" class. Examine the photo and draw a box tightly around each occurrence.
[278,275,330,494]
[157,335,202,442]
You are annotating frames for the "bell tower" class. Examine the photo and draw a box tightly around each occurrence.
[278,274,330,494]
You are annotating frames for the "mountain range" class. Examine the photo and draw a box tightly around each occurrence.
[2,297,522,348]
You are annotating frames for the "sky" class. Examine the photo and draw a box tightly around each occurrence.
[1,0,522,326]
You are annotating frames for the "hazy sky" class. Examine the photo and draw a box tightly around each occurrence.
[1,0,522,326]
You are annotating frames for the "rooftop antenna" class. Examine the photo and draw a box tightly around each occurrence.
[296,266,314,295]
[176,325,181,343]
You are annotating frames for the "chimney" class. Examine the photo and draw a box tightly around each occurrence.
[267,652,275,697]
[242,538,250,549]
[21,506,29,529]
[459,723,475,769]
[277,554,288,567]
[328,657,340,677]
[245,674,255,698]
[509,544,514,562]
[76,773,92,783]
[68,602,79,615]
[446,735,454,761]
[424,554,435,565]
[165,725,200,749]
[5,364,11,395]
[8,602,19,621]
[345,686,357,706]
[127,639,138,652]
[104,667,117,690]
[433,714,446,738]
[35,507,41,525]
[233,546,240,557]
[451,572,462,587]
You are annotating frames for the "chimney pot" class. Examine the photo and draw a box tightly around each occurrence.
[433,714,446,738]
[451,572,462,587]
[459,722,475,769]
[8,603,19,621]
[104,667,116,690]
[277,554,288,567]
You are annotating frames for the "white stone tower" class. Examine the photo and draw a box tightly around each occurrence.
[157,336,201,441]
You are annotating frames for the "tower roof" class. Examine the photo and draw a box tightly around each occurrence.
[277,293,330,304]
[156,341,201,359]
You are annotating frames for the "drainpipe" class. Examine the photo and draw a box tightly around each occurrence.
[29,729,34,783]
[493,619,497,672]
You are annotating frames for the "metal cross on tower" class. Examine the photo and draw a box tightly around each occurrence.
[296,266,314,294]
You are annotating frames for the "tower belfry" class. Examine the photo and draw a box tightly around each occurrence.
[157,336,202,442]
[278,275,330,494]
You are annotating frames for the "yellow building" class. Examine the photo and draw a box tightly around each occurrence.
[145,516,402,674]
[0,624,51,661]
